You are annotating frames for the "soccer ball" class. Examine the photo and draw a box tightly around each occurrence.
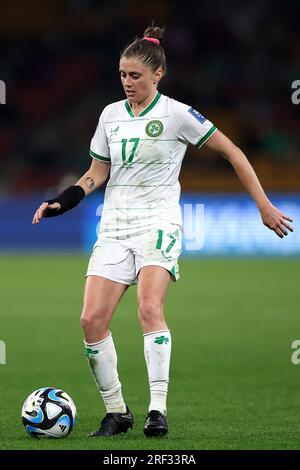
[21,387,76,438]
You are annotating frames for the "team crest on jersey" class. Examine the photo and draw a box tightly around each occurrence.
[188,107,206,124]
[145,120,164,137]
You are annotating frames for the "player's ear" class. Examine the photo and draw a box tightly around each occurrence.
[153,67,163,84]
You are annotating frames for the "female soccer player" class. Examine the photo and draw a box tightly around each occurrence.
[32,25,294,438]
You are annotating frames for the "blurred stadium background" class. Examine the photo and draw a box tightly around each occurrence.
[1,0,300,450]
[0,0,299,255]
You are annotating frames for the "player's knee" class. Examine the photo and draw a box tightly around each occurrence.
[80,313,95,332]
[138,298,162,325]
[80,309,109,333]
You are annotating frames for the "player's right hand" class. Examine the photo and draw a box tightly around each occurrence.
[32,202,61,225]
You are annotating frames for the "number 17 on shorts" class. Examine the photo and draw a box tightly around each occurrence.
[145,224,182,282]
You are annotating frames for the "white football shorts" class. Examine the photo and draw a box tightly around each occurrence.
[86,223,182,285]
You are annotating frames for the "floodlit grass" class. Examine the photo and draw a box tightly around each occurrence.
[0,255,299,450]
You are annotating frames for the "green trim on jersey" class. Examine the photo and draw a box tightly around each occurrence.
[125,92,161,118]
[195,125,217,148]
[139,92,161,116]
[125,100,135,118]
[90,150,111,162]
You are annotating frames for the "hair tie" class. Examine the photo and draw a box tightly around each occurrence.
[143,36,160,45]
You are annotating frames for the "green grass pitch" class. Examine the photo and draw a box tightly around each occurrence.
[0,254,299,450]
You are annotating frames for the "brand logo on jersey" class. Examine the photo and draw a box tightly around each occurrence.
[145,120,164,137]
[108,125,119,143]
[110,125,119,135]
[188,108,206,124]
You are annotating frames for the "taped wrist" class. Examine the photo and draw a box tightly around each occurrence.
[44,185,85,217]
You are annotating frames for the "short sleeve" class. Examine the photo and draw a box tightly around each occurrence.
[172,100,217,148]
[89,110,111,163]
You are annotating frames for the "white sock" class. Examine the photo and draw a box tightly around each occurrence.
[144,330,171,415]
[84,334,126,414]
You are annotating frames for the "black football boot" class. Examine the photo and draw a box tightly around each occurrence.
[89,406,133,437]
[144,410,168,437]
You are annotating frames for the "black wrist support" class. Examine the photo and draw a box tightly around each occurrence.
[44,185,85,217]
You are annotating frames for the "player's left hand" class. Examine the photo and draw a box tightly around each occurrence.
[259,202,294,238]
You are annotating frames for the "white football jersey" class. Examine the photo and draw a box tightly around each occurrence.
[90,92,217,237]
